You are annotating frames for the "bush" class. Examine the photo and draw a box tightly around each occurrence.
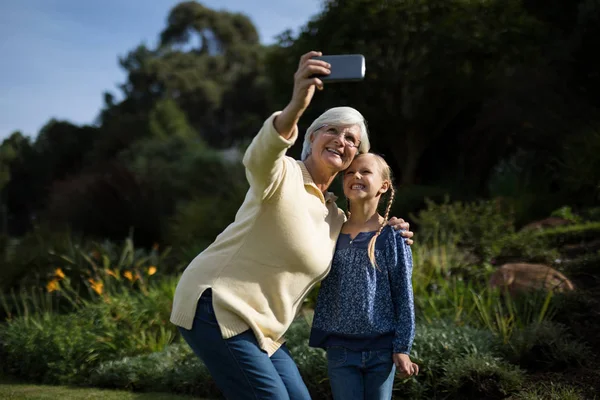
[89,343,222,398]
[0,226,83,292]
[492,230,559,265]
[440,353,524,399]
[401,320,502,398]
[504,321,590,371]
[411,320,500,372]
[0,278,178,384]
[515,382,586,400]
[411,197,515,263]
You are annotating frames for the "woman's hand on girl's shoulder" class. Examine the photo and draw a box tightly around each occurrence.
[387,217,414,245]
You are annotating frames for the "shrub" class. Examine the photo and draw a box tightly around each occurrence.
[85,319,519,399]
[89,343,222,398]
[411,320,500,372]
[45,162,163,247]
[492,230,559,265]
[1,233,175,321]
[440,353,524,399]
[504,321,590,371]
[0,278,178,384]
[411,197,515,263]
[0,226,83,292]
[515,382,586,400]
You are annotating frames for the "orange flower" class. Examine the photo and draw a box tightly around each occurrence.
[123,271,134,281]
[88,278,104,295]
[46,279,59,292]
[148,266,157,276]
[105,269,118,278]
[55,268,65,279]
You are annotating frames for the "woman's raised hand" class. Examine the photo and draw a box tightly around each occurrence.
[274,51,330,138]
[289,51,331,113]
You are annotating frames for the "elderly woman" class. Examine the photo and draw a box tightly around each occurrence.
[170,51,414,399]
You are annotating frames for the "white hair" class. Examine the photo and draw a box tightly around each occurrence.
[301,106,370,161]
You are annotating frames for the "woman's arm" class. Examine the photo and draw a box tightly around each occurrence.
[274,51,330,139]
[242,51,330,199]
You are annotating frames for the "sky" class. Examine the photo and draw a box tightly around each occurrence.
[0,0,322,140]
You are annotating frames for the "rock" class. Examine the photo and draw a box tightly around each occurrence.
[520,217,571,232]
[489,263,575,295]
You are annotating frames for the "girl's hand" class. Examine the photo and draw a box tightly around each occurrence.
[387,217,414,245]
[393,353,419,378]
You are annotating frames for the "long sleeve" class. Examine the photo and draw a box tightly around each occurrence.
[242,111,298,200]
[389,231,416,354]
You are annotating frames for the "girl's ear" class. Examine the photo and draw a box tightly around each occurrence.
[379,180,390,195]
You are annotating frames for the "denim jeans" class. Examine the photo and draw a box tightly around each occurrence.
[326,346,396,400]
[177,290,312,400]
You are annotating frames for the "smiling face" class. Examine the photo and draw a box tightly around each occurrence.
[343,153,390,202]
[309,124,362,172]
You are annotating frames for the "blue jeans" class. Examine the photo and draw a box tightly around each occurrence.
[326,346,396,400]
[177,290,311,400]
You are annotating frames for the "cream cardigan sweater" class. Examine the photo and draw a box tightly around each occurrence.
[170,111,345,356]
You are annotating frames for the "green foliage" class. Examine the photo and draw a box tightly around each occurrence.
[515,382,586,400]
[471,289,555,344]
[165,157,248,261]
[148,99,197,140]
[551,206,583,224]
[268,0,545,192]
[0,278,178,385]
[492,231,559,265]
[0,226,83,292]
[0,232,174,320]
[440,354,524,399]
[534,222,600,247]
[44,162,163,246]
[411,237,559,343]
[412,197,515,262]
[503,321,590,371]
[89,344,220,397]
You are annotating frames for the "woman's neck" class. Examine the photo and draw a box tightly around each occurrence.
[303,157,337,192]
[346,199,383,229]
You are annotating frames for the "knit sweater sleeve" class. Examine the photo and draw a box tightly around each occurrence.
[389,230,416,354]
[242,111,299,200]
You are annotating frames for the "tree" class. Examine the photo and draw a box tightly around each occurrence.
[267,0,544,193]
[98,1,269,151]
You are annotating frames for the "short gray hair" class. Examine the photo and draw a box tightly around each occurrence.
[301,106,370,161]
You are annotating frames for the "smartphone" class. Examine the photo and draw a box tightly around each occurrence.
[311,54,366,83]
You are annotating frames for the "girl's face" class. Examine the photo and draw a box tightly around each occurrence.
[309,124,361,172]
[343,154,389,201]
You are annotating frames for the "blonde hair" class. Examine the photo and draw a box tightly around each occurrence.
[301,106,370,160]
[346,153,396,269]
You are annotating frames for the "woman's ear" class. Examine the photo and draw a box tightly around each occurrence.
[309,131,316,144]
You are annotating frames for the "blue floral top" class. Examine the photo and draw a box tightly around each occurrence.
[309,225,415,354]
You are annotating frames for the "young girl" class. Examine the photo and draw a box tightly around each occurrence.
[309,153,418,400]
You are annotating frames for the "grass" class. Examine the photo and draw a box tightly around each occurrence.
[0,377,205,400]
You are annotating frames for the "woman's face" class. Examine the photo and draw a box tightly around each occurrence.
[309,124,361,172]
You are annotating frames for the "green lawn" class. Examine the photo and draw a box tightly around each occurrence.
[0,378,206,400]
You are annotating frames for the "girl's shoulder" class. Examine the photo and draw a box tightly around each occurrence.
[381,224,403,241]
[382,225,411,251]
